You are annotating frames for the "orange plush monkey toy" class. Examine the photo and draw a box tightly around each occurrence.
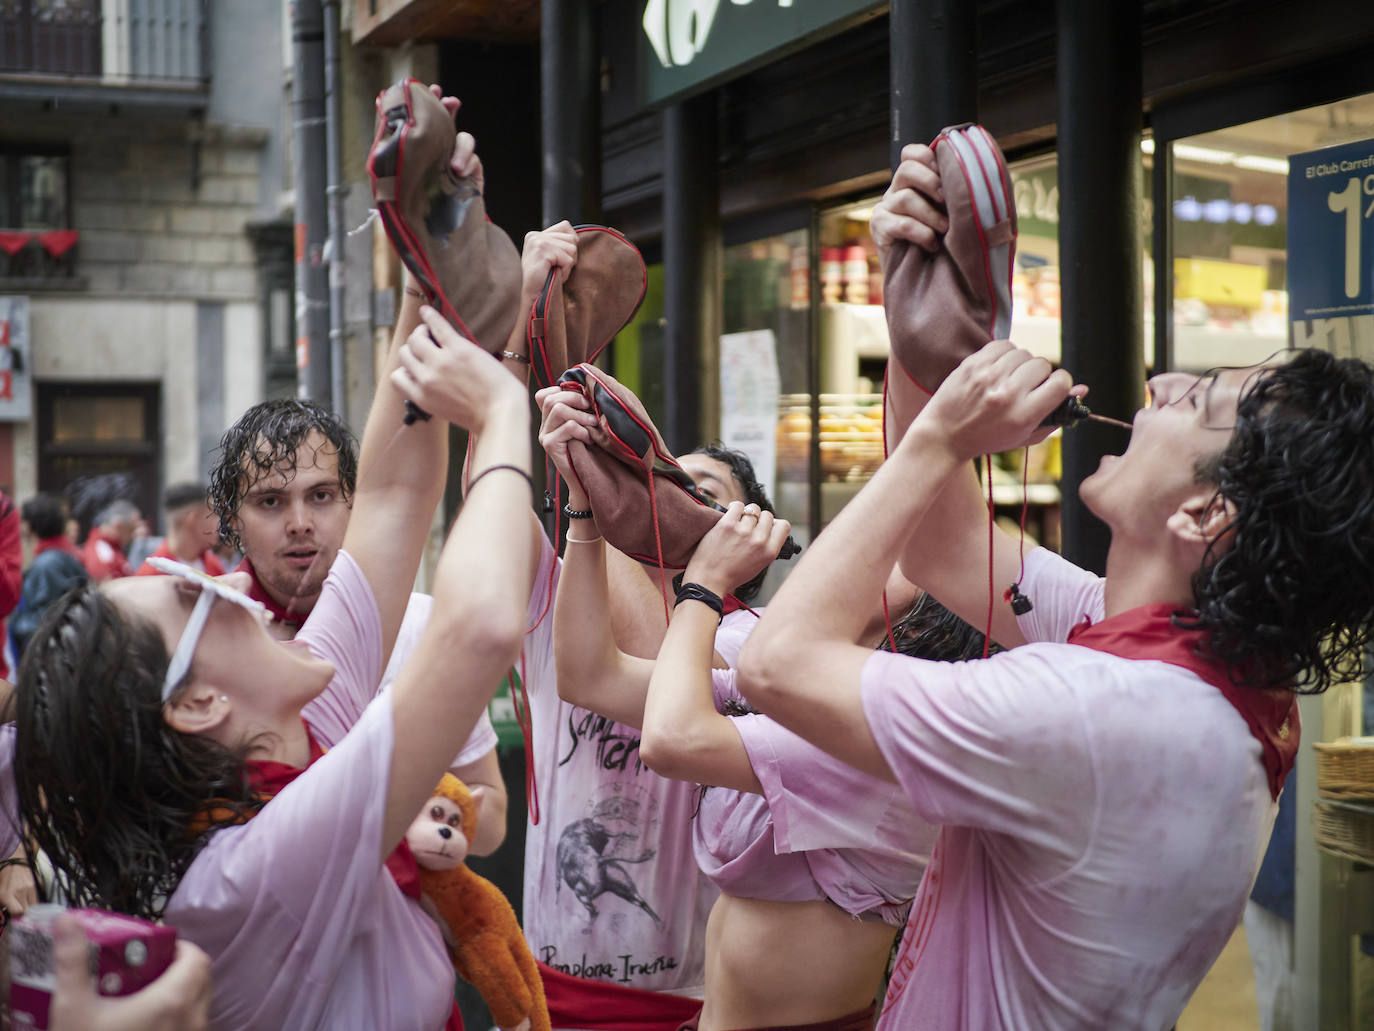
[407,775,551,1031]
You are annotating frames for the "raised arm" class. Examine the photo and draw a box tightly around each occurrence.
[872,144,1062,648]
[341,88,474,662]
[639,503,789,793]
[539,385,657,726]
[379,307,535,857]
[738,341,1071,780]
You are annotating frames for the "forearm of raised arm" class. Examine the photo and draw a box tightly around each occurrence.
[553,522,654,727]
[641,600,759,793]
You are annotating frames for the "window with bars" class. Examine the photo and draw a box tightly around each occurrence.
[0,0,102,77]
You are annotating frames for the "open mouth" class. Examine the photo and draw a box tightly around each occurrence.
[282,549,319,570]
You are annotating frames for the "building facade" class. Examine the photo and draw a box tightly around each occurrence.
[0,0,287,527]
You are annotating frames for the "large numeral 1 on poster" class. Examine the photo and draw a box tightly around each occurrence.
[1327,174,1374,299]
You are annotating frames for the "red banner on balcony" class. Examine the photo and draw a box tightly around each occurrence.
[38,230,79,257]
[0,232,33,256]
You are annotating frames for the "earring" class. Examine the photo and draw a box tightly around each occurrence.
[219,695,229,703]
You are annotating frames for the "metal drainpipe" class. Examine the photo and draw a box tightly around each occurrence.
[290,0,331,403]
[322,0,347,417]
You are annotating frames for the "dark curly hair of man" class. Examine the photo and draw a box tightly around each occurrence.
[208,399,358,551]
[1184,349,1374,694]
[691,443,776,604]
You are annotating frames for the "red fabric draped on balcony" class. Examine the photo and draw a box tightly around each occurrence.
[0,232,33,256]
[38,230,79,257]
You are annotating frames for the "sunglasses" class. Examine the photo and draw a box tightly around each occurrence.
[149,557,270,701]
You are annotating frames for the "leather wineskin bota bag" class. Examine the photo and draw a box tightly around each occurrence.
[528,225,647,391]
[367,79,522,355]
[883,123,1016,432]
[558,364,799,571]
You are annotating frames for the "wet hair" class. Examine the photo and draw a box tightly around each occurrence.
[878,591,997,662]
[162,481,208,514]
[208,399,358,551]
[690,443,775,604]
[10,586,263,919]
[1184,349,1374,693]
[21,492,68,539]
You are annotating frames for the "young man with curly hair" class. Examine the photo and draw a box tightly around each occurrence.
[738,144,1374,1030]
[207,397,508,856]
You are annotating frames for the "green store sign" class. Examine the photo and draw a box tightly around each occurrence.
[639,0,885,107]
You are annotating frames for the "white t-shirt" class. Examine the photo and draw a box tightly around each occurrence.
[169,552,453,1030]
[863,547,1278,1030]
[383,592,498,768]
[521,536,717,998]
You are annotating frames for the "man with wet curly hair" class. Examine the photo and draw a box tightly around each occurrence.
[208,398,357,630]
[208,397,507,856]
[738,146,1374,1031]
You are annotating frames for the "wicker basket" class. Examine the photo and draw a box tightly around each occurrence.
[1313,737,1374,800]
[1313,800,1374,864]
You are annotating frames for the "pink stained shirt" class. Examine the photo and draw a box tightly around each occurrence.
[864,547,1278,1031]
[694,669,931,925]
[713,606,761,668]
[166,551,454,1031]
[381,592,498,768]
[521,534,719,1004]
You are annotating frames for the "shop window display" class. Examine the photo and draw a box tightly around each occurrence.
[720,231,811,599]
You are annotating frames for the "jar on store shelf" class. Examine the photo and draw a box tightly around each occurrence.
[821,247,844,304]
[789,244,810,308]
[843,245,869,304]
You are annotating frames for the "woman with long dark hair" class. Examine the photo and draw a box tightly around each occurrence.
[11,110,536,1028]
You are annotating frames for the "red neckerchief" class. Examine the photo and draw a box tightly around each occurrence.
[1067,603,1297,800]
[35,535,81,558]
[235,557,307,632]
[243,723,421,900]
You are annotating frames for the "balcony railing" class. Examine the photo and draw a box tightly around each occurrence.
[0,0,205,84]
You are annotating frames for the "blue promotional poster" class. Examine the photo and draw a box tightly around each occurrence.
[1288,139,1374,358]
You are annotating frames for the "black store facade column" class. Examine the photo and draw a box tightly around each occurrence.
[541,0,601,225]
[662,94,719,455]
[1056,0,1145,573]
[889,0,978,169]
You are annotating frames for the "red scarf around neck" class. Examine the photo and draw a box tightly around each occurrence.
[236,557,309,631]
[242,724,421,900]
[1067,603,1297,800]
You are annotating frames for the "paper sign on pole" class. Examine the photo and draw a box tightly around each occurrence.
[719,329,780,494]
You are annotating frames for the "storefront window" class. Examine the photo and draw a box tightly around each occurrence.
[1167,94,1374,371]
[813,204,884,528]
[720,230,810,599]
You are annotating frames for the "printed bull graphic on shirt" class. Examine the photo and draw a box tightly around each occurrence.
[556,818,662,924]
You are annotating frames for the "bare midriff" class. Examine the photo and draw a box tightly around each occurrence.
[695,893,897,1031]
